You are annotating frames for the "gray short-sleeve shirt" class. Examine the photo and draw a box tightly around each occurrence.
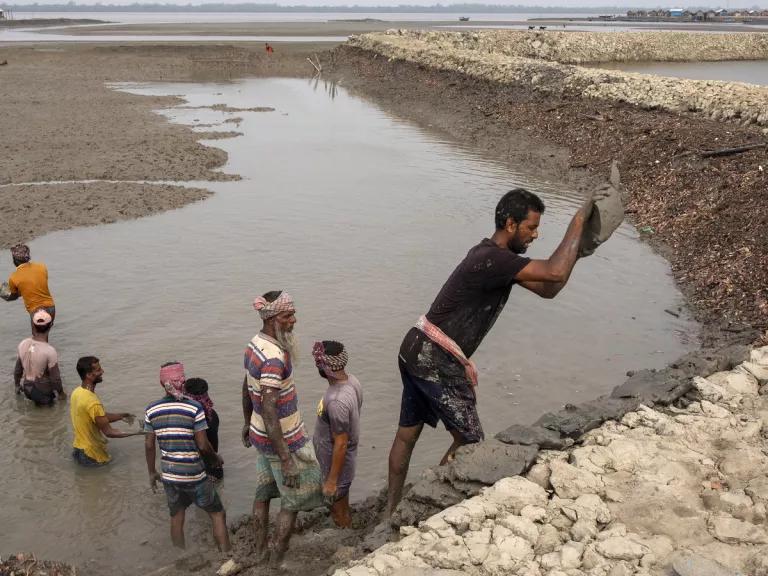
[312,375,363,488]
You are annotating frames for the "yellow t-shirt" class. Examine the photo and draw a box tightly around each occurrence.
[8,262,55,313]
[70,387,110,463]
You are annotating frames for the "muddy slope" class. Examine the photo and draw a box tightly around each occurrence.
[329,45,768,331]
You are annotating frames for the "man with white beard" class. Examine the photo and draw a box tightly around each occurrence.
[241,290,323,568]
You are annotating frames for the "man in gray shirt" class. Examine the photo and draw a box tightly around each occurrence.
[312,340,363,528]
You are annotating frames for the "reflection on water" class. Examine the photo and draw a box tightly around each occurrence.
[596,59,768,86]
[0,77,697,573]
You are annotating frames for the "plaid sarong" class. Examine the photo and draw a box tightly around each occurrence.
[253,443,323,511]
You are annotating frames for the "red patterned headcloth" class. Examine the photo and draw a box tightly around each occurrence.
[11,244,30,263]
[312,341,348,373]
[160,362,186,400]
[253,291,295,320]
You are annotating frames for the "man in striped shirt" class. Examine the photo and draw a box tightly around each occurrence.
[242,291,323,567]
[144,361,230,552]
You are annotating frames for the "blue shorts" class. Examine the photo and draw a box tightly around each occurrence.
[163,478,223,517]
[397,358,484,443]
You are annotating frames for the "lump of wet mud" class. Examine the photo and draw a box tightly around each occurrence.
[495,423,569,449]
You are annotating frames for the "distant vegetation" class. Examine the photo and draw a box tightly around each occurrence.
[0,2,625,12]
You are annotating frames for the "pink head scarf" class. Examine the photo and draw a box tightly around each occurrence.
[312,341,349,374]
[252,291,295,320]
[160,362,185,400]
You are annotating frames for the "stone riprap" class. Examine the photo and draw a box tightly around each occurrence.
[348,31,768,127]
[390,344,750,529]
[334,345,768,576]
[355,30,768,64]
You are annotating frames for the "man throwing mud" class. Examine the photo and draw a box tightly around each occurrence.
[1,244,56,321]
[242,291,323,567]
[387,186,608,516]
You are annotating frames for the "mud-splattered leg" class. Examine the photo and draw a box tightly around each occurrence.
[386,423,423,517]
[252,499,270,563]
[269,508,297,568]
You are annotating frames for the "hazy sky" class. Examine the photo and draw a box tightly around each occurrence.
[9,0,766,9]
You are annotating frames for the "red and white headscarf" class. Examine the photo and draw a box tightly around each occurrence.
[253,291,295,320]
[312,341,348,374]
[160,362,186,400]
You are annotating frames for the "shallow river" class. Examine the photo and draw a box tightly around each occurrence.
[597,60,768,86]
[0,77,697,573]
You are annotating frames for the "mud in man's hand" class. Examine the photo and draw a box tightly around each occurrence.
[578,160,625,258]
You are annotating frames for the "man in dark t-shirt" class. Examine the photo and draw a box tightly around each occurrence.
[387,186,607,516]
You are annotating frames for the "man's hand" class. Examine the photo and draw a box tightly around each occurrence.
[149,471,161,492]
[242,423,251,448]
[281,457,300,488]
[215,453,224,468]
[122,413,136,426]
[322,478,337,499]
[58,390,67,401]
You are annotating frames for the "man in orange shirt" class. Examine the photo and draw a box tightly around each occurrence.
[1,244,55,320]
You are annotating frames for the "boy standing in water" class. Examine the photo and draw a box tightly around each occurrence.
[312,341,363,528]
[184,377,223,480]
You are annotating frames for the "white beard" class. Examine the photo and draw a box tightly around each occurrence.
[277,328,300,366]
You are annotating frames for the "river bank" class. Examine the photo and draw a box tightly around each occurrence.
[330,35,768,330]
[336,344,768,576]
[0,29,765,576]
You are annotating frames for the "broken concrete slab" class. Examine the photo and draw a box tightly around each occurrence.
[535,397,639,438]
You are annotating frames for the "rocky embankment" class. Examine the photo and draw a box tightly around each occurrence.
[335,343,768,576]
[349,30,768,127]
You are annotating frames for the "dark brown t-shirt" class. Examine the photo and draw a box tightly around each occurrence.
[399,239,530,384]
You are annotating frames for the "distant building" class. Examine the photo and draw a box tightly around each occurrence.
[0,9,5,19]
[669,8,685,16]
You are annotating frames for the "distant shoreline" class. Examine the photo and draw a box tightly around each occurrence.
[0,18,109,27]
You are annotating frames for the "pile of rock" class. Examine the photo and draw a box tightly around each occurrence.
[362,30,768,64]
[334,344,768,575]
[348,31,768,127]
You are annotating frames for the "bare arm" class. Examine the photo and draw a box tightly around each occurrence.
[516,206,589,298]
[14,358,23,392]
[145,432,161,491]
[106,412,134,424]
[323,432,349,497]
[242,375,253,447]
[95,415,142,438]
[262,387,299,487]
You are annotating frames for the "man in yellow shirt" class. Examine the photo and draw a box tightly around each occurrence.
[1,244,55,320]
[70,356,143,467]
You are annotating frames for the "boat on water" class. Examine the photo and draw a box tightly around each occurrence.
[458,16,470,21]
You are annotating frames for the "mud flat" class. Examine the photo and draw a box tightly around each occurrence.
[336,344,768,576]
[0,43,321,249]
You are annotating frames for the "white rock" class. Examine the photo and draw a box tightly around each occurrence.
[521,505,548,523]
[541,551,563,570]
[709,515,768,544]
[746,476,768,503]
[371,554,403,574]
[606,561,634,576]
[707,369,759,396]
[596,523,627,541]
[693,376,728,402]
[416,535,473,569]
[595,537,648,560]
[550,461,604,499]
[581,543,606,570]
[570,494,612,524]
[561,541,585,569]
[700,400,731,419]
[216,559,242,576]
[750,346,768,366]
[492,525,534,563]
[484,476,549,513]
[497,514,539,545]
[463,526,492,565]
[741,361,768,384]
[571,519,598,542]
[718,489,754,518]
[535,524,563,555]
[527,463,552,490]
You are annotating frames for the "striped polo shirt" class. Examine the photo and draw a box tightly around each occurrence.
[144,397,208,484]
[244,332,308,455]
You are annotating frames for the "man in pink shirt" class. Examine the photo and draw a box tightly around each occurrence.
[14,309,64,406]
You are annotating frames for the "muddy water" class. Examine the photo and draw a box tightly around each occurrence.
[598,60,768,86]
[0,77,697,573]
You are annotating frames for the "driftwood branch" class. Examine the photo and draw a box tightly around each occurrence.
[700,142,767,158]
[306,54,322,74]
[673,141,767,160]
